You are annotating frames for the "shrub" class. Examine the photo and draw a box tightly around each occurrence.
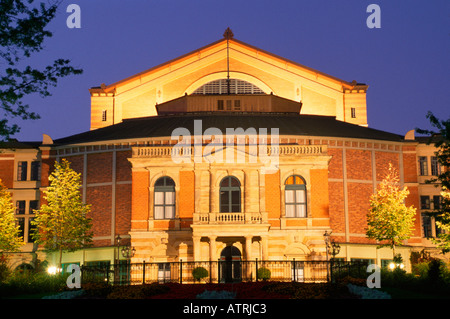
[106,284,170,299]
[257,267,271,281]
[192,267,209,282]
[0,254,10,283]
[0,271,68,298]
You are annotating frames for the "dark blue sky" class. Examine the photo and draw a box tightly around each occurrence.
[13,0,449,141]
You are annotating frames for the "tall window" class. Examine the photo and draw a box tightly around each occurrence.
[420,196,430,210]
[220,176,241,213]
[418,156,428,176]
[30,161,41,181]
[17,161,27,181]
[154,177,175,219]
[285,175,307,218]
[431,156,440,176]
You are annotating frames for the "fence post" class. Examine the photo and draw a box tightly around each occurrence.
[209,260,212,283]
[142,260,146,284]
[180,259,183,284]
[255,258,258,282]
[293,258,296,282]
[218,258,221,284]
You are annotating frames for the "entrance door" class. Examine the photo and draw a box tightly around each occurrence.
[220,246,242,283]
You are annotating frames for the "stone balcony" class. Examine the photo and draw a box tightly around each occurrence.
[193,212,268,224]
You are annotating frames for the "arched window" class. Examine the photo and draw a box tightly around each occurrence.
[220,176,241,213]
[192,79,265,95]
[285,175,307,218]
[154,177,175,219]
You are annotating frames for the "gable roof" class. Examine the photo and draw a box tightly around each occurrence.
[90,30,364,95]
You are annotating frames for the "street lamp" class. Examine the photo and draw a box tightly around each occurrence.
[324,231,341,282]
[116,234,122,264]
[122,246,136,259]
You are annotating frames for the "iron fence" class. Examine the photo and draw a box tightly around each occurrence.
[79,259,370,285]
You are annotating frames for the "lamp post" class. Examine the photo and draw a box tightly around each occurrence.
[115,234,122,265]
[323,231,331,281]
[121,246,136,259]
[323,231,341,282]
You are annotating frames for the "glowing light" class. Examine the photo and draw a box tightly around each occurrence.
[47,266,61,275]
[389,263,396,270]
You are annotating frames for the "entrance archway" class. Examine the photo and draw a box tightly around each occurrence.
[220,246,242,283]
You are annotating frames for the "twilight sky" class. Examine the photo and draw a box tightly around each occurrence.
[11,0,450,142]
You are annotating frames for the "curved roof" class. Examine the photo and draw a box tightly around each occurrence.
[54,113,403,146]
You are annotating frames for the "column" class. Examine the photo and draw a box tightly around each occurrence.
[261,236,269,260]
[245,235,253,261]
[209,236,217,261]
[193,236,201,261]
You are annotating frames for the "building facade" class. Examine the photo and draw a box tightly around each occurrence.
[1,30,446,275]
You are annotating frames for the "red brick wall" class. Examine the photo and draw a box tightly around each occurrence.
[87,152,113,184]
[0,155,14,188]
[346,149,372,180]
[329,181,345,233]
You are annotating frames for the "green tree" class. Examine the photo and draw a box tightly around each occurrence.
[0,179,23,252]
[416,112,450,253]
[366,163,416,258]
[32,159,93,269]
[0,0,83,140]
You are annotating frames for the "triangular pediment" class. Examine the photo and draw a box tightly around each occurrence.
[89,29,368,131]
[91,31,357,97]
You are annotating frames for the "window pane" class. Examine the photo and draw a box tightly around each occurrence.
[220,191,229,211]
[16,201,26,214]
[230,177,240,187]
[286,205,295,217]
[165,178,175,187]
[155,192,164,205]
[29,200,39,214]
[231,190,240,205]
[31,162,40,181]
[286,176,294,185]
[285,190,295,203]
[296,190,306,203]
[165,191,175,205]
[154,206,164,219]
[17,162,27,181]
[296,204,306,218]
[165,206,175,219]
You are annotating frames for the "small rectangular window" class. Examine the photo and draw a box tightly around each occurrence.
[420,196,430,210]
[431,156,440,176]
[30,161,40,181]
[17,161,27,181]
[16,201,26,214]
[433,196,441,210]
[102,110,107,121]
[351,108,356,118]
[418,156,428,176]
[29,200,39,214]
[217,100,224,110]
